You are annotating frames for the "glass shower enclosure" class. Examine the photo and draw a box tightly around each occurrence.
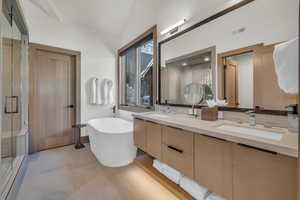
[0,0,29,198]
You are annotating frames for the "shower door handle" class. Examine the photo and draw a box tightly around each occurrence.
[4,96,19,114]
[67,105,75,109]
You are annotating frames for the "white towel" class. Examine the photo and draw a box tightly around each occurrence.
[96,79,102,104]
[206,193,224,200]
[161,164,183,184]
[153,159,183,184]
[90,78,100,104]
[153,159,164,172]
[161,167,183,184]
[179,176,209,200]
[102,79,108,104]
[101,79,114,105]
[273,37,299,94]
[107,79,114,104]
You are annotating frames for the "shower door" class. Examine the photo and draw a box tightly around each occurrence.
[0,1,29,197]
[0,9,15,194]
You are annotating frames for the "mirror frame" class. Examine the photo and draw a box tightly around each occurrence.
[157,0,288,116]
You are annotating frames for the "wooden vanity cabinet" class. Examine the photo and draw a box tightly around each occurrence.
[133,118,297,200]
[195,134,233,200]
[133,118,147,151]
[145,121,162,159]
[233,144,297,200]
[162,126,194,178]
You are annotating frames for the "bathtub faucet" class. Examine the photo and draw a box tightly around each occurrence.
[112,105,117,117]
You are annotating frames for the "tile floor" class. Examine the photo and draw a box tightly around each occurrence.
[13,145,179,200]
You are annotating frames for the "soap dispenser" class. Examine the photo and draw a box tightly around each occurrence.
[286,104,298,133]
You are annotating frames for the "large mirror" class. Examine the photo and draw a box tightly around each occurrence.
[159,0,299,111]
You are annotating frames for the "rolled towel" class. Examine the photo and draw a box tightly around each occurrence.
[161,167,183,184]
[273,37,298,94]
[206,193,224,200]
[153,159,164,173]
[153,160,183,184]
[179,176,209,200]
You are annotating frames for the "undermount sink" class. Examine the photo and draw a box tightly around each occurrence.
[216,124,283,141]
[146,113,170,118]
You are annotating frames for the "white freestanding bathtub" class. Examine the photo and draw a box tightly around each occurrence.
[87,118,137,167]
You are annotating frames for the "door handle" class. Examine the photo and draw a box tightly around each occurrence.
[67,105,75,108]
[4,96,18,114]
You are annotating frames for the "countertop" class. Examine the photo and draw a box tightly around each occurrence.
[132,112,298,158]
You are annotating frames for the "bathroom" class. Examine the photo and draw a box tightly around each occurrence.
[0,0,299,200]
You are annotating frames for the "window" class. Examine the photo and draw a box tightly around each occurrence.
[118,26,157,111]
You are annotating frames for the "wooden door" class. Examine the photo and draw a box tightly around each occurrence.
[133,118,147,151]
[225,59,238,107]
[194,134,233,200]
[145,121,162,159]
[233,144,297,200]
[29,49,76,153]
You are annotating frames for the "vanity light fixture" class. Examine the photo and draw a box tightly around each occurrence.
[160,19,186,35]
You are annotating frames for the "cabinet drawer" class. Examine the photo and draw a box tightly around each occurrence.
[162,144,194,178]
[162,126,194,155]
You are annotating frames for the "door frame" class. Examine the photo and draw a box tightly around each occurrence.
[29,43,81,153]
[217,43,263,102]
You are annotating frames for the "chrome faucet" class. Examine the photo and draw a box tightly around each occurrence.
[245,107,263,126]
[188,104,198,118]
[245,110,256,126]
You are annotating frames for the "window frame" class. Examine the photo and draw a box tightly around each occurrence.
[117,25,157,112]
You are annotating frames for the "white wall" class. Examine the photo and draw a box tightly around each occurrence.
[120,0,156,47]
[22,1,116,134]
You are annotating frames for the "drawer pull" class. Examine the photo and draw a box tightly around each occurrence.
[238,143,277,155]
[168,145,183,153]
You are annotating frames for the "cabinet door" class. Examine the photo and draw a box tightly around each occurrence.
[133,118,146,151]
[233,144,297,200]
[145,121,162,159]
[195,134,233,200]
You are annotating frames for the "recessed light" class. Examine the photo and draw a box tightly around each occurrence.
[182,62,188,66]
[204,57,210,62]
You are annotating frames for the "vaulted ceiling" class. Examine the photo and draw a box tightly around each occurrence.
[23,0,241,49]
[50,0,138,35]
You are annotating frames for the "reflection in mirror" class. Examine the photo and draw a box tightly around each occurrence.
[159,0,298,111]
[221,52,254,109]
[160,48,215,105]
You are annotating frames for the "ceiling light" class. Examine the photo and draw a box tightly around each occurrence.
[204,57,210,62]
[182,62,188,66]
[161,19,186,35]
